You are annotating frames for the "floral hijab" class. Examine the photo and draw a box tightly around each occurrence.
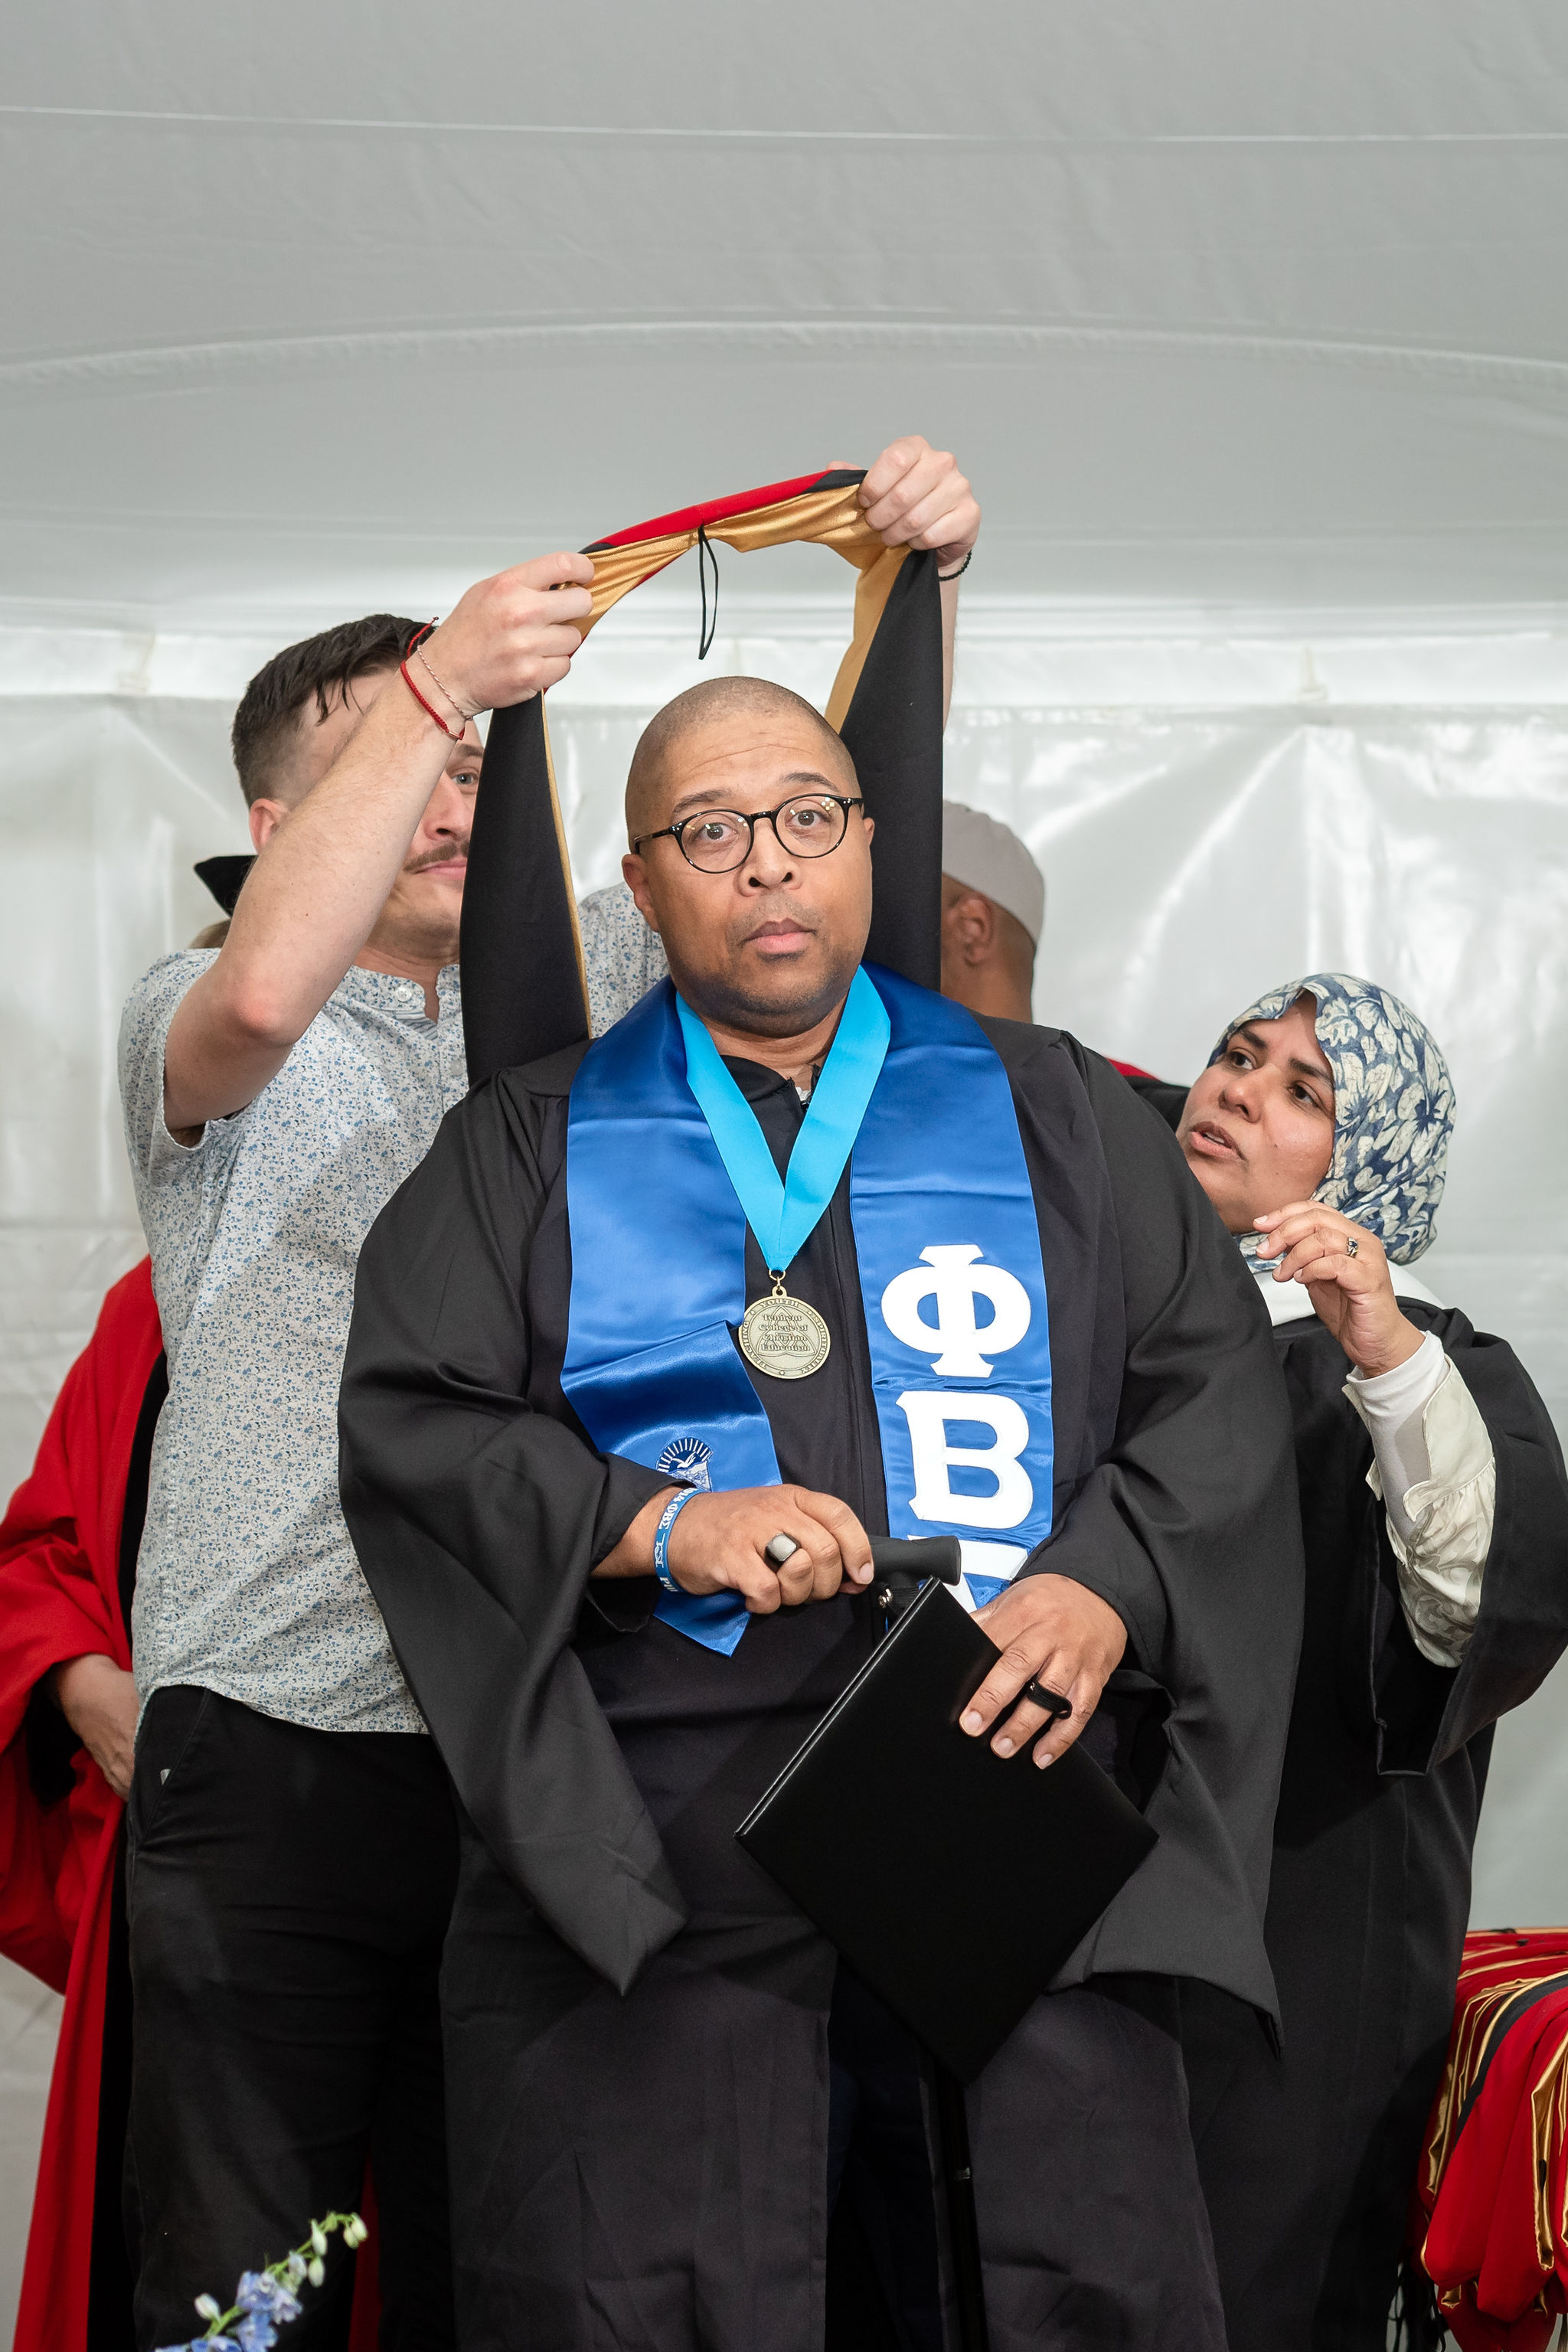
[1208,972,1456,1266]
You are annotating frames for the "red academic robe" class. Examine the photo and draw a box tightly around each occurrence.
[1,1259,162,2352]
[2,1260,383,2348]
[1410,1928,1568,2352]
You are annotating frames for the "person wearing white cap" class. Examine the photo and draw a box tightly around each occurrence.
[938,801,1044,1024]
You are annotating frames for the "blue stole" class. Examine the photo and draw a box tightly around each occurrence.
[560,965,1054,1652]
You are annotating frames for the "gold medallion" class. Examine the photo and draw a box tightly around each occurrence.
[738,1274,831,1380]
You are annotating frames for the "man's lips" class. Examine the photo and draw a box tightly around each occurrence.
[744,918,815,954]
[1187,1120,1243,1161]
[409,857,467,879]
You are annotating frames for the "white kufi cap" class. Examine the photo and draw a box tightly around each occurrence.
[940,802,1046,945]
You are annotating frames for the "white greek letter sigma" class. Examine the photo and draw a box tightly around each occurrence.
[879,1245,1032,1377]
[895,1392,1035,1529]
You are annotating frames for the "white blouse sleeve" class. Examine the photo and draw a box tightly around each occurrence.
[1344,1331,1497,1669]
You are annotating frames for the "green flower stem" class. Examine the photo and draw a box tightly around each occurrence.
[199,2210,367,2338]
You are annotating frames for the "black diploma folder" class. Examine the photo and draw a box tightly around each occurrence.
[737,1576,1158,2082]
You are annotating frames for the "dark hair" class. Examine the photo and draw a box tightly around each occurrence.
[230,613,425,805]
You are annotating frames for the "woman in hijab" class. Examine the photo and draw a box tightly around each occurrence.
[1152,974,1568,2352]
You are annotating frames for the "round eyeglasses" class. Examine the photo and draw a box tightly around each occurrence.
[632,792,864,874]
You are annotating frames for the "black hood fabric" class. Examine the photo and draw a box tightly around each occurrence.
[459,467,943,1087]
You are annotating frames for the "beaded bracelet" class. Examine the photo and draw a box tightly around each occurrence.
[936,547,974,583]
[652,1488,700,1592]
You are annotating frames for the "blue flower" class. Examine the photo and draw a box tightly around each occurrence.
[235,2317,277,2351]
[235,2275,301,2324]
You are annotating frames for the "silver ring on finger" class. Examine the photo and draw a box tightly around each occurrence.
[764,1534,801,1569]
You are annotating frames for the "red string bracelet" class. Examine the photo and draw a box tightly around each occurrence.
[400,622,466,741]
[400,660,466,740]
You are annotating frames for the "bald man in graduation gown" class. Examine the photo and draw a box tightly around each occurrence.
[338,676,1305,2352]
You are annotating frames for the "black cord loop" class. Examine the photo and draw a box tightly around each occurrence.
[696,524,719,661]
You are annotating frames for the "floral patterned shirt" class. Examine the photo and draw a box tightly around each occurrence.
[577,882,670,1031]
[117,896,668,1733]
[119,954,467,1732]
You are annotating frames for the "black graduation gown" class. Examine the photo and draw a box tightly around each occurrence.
[1124,1076,1568,2351]
[338,1014,1305,2351]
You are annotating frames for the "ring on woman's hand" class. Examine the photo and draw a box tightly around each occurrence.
[1345,1236,1359,1258]
[764,1534,800,1568]
[1022,1679,1073,1723]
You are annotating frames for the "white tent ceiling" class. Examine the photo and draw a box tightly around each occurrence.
[8,0,1568,639]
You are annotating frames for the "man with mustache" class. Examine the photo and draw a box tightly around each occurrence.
[338,673,1305,2351]
[115,567,593,2349]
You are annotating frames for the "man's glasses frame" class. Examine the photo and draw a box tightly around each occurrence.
[632,792,866,874]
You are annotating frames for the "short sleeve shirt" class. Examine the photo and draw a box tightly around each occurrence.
[119,953,468,1732]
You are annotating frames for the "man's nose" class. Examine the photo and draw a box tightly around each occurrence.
[741,815,797,887]
[424,773,469,833]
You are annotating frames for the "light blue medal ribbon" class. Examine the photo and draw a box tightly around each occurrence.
[564,967,1054,1653]
[675,965,891,1278]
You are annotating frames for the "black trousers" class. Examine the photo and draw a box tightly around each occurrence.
[827,1965,942,2352]
[967,1973,1224,2352]
[443,1811,1224,2352]
[124,1687,459,2352]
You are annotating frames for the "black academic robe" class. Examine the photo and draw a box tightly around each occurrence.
[1123,1078,1568,2352]
[338,1014,1305,2351]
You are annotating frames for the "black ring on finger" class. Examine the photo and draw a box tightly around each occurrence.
[1022,1680,1073,1723]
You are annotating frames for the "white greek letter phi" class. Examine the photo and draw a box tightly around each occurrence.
[880,1246,1036,1531]
[880,1245,1031,1377]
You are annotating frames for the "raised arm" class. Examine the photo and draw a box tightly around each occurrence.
[163,553,595,1135]
[854,436,981,727]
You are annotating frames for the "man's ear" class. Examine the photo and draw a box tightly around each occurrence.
[248,797,292,853]
[622,851,662,933]
[943,888,998,967]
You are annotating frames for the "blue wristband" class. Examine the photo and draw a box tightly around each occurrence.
[652,1488,700,1593]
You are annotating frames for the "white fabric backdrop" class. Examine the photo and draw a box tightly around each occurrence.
[2,613,1565,2334]
[2,610,1563,1947]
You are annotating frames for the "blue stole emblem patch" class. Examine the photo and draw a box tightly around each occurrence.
[561,966,1054,1653]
